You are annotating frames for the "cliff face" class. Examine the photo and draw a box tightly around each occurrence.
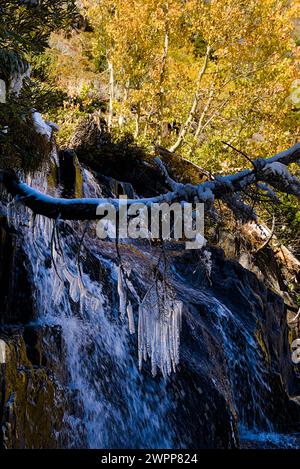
[0,237,299,448]
[0,326,69,449]
[173,249,300,441]
[0,118,299,449]
[0,221,85,449]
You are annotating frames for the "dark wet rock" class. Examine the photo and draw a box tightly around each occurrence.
[1,222,300,448]
[69,115,167,197]
[0,325,85,449]
[0,217,34,324]
[172,248,300,435]
[1,125,300,448]
[112,243,300,447]
[58,149,78,198]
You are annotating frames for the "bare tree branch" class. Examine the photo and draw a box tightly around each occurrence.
[0,143,300,221]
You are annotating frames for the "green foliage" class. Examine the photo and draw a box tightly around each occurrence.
[0,0,78,171]
[271,195,300,256]
[0,48,28,83]
[29,51,55,82]
[48,0,299,166]
[192,34,210,58]
[0,93,51,171]
[0,0,77,55]
[0,0,299,259]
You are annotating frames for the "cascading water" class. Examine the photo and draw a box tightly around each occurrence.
[2,157,181,448]
[172,261,300,448]
[1,139,300,448]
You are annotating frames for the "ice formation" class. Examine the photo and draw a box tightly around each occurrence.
[138,281,182,377]
[3,174,175,447]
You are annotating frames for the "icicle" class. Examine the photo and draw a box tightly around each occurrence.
[7,198,17,228]
[117,265,127,319]
[138,282,182,377]
[201,249,212,278]
[69,277,80,303]
[126,302,135,334]
[64,267,80,303]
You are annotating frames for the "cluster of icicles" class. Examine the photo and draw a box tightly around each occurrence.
[117,265,182,376]
[3,165,183,378]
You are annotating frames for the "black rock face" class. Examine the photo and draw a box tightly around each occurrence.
[0,217,34,324]
[0,136,299,448]
[0,216,299,448]
[0,325,84,449]
[171,249,300,440]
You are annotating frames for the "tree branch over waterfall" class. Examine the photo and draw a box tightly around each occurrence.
[1,143,300,221]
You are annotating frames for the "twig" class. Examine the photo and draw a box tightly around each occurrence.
[222,141,256,169]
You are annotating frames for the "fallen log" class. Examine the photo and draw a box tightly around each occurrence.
[0,143,299,221]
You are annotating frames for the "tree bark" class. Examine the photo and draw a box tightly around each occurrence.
[107,56,114,131]
[118,80,130,129]
[1,143,300,221]
[157,25,169,144]
[168,45,211,153]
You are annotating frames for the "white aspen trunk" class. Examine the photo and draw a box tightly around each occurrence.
[194,85,215,140]
[157,27,169,143]
[134,103,141,139]
[169,45,211,153]
[107,56,114,131]
[118,80,130,129]
[188,85,215,157]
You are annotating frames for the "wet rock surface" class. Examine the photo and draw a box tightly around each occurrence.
[0,217,34,324]
[0,123,300,448]
[1,231,299,448]
[0,325,82,448]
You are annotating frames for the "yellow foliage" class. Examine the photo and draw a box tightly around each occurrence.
[48,0,300,171]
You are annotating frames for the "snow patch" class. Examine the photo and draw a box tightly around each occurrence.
[263,162,292,178]
[46,120,60,132]
[0,340,6,364]
[9,67,30,96]
[0,79,6,103]
[32,111,53,141]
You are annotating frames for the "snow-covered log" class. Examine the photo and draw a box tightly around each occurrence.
[0,143,300,220]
